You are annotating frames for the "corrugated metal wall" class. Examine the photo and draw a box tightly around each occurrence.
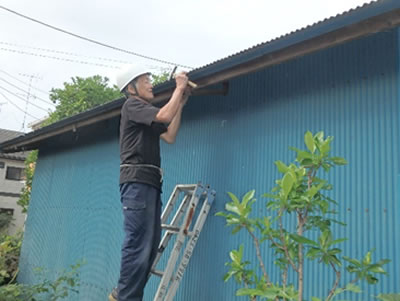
[19,28,399,300]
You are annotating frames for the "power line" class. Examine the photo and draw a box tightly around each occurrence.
[0,5,194,69]
[0,69,49,94]
[0,77,55,106]
[0,47,174,74]
[0,41,133,65]
[0,41,172,72]
[0,85,49,112]
[0,47,121,69]
[0,91,40,120]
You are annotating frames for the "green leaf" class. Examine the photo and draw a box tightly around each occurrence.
[300,158,313,166]
[368,265,386,274]
[312,297,322,301]
[225,203,240,215]
[290,234,318,246]
[306,247,321,259]
[363,251,372,265]
[329,254,342,267]
[215,212,227,217]
[227,192,240,205]
[345,283,362,293]
[306,183,324,199]
[366,274,379,284]
[328,248,342,255]
[376,259,391,266]
[231,225,242,234]
[331,157,348,165]
[289,147,313,161]
[275,160,289,173]
[319,230,332,248]
[322,163,332,172]
[242,190,255,206]
[375,293,400,301]
[330,238,348,246]
[343,256,361,268]
[305,131,316,154]
[314,131,324,142]
[282,172,295,196]
[319,140,331,154]
[236,288,272,297]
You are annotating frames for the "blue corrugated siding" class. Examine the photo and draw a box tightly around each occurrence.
[19,28,399,300]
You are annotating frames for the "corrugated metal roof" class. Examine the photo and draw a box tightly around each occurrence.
[1,0,400,153]
[191,1,379,72]
[187,0,393,80]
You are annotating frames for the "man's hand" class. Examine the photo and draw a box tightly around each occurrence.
[181,87,191,106]
[175,72,188,91]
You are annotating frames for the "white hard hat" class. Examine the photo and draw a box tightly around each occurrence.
[115,64,151,92]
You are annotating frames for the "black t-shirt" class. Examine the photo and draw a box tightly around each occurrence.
[119,97,168,190]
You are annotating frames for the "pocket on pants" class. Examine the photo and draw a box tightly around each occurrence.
[122,196,146,210]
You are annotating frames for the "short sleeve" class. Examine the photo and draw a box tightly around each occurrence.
[123,98,160,126]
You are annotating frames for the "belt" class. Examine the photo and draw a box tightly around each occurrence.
[120,163,163,183]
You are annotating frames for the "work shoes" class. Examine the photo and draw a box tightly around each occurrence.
[108,287,118,301]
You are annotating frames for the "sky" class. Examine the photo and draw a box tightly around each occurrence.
[0,0,371,132]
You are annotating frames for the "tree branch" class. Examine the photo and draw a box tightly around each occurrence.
[246,226,271,285]
[278,214,299,273]
[325,262,341,301]
[242,277,256,301]
[282,265,288,301]
[297,215,305,301]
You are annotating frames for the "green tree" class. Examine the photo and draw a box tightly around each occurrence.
[44,75,121,125]
[17,150,38,213]
[151,71,169,86]
[217,131,392,301]
[20,75,121,211]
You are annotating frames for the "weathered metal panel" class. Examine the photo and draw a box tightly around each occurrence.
[18,29,399,300]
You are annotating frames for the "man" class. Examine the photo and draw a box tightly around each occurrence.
[109,64,190,301]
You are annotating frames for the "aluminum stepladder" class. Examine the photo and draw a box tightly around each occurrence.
[150,183,216,301]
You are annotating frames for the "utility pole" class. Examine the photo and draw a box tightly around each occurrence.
[19,73,42,132]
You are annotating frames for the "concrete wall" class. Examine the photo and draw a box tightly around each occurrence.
[0,157,26,234]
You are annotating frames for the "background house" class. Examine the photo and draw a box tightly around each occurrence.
[0,128,27,235]
[0,1,399,300]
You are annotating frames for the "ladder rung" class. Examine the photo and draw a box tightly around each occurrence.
[176,184,198,192]
[161,224,180,232]
[151,269,164,277]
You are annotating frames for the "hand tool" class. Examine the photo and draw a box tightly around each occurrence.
[169,66,197,88]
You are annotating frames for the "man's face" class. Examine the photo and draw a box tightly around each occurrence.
[136,74,154,100]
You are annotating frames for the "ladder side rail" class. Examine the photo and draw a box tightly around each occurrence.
[160,185,181,224]
[153,184,205,301]
[150,194,192,277]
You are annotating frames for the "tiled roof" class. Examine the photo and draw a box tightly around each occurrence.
[0,129,27,160]
[0,128,23,144]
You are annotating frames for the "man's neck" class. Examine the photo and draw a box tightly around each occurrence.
[131,95,150,104]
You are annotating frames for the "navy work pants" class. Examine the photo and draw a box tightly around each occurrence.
[117,182,162,301]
